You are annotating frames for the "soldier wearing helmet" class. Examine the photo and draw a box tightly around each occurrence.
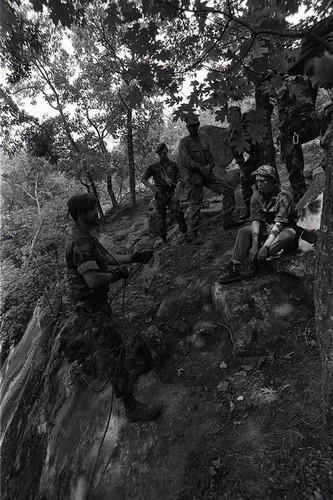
[219,165,297,283]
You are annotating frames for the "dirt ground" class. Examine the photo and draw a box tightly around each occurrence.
[96,195,332,500]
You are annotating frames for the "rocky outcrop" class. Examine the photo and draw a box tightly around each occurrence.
[212,271,313,356]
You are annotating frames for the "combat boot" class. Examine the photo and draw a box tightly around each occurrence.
[123,394,161,423]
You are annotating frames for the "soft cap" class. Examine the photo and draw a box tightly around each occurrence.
[185,114,200,125]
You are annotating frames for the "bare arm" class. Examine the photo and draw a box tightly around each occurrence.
[105,253,133,266]
[83,269,125,289]
[249,220,260,262]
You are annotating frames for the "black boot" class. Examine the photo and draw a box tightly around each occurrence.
[123,394,161,423]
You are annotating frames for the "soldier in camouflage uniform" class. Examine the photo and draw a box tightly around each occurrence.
[277,75,318,204]
[178,114,239,241]
[227,106,261,221]
[219,166,298,284]
[142,143,188,243]
[62,193,161,423]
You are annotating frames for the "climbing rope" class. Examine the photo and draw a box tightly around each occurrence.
[83,195,252,498]
[109,195,253,303]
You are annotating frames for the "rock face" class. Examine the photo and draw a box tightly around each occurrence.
[200,125,233,173]
[212,273,313,355]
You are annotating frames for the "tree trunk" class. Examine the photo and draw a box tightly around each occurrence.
[100,141,118,208]
[126,107,136,205]
[314,132,333,445]
[254,80,277,170]
[107,173,118,207]
[86,171,104,218]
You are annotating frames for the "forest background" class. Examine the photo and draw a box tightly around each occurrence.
[1,0,332,437]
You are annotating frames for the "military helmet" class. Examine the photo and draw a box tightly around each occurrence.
[288,15,333,75]
[67,193,97,217]
[252,165,279,183]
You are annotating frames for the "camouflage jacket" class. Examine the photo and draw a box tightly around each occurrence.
[278,76,318,130]
[178,133,215,173]
[65,225,110,308]
[143,159,183,194]
[250,186,297,227]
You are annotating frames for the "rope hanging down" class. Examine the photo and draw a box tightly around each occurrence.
[84,195,252,498]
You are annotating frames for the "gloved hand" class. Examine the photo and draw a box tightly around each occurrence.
[111,265,129,281]
[131,250,153,264]
[201,164,211,177]
[257,245,269,261]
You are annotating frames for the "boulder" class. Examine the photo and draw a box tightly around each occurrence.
[191,320,233,354]
[212,274,313,355]
[200,125,233,173]
[275,251,316,299]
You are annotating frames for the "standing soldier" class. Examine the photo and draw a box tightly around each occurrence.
[142,142,188,243]
[227,106,261,221]
[277,75,318,204]
[178,114,239,241]
[62,193,161,423]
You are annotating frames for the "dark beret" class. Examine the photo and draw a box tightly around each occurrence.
[67,193,97,213]
[155,142,167,153]
[185,114,200,125]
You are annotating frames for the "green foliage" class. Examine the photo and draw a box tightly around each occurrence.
[1,152,82,359]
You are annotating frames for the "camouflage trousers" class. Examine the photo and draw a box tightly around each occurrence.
[280,134,306,204]
[155,191,187,242]
[187,172,235,231]
[240,157,258,209]
[61,303,132,398]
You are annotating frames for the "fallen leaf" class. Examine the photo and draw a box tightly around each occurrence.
[237,395,244,401]
[219,361,228,370]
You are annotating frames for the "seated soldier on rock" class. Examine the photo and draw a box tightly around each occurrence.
[219,165,298,284]
[61,193,161,423]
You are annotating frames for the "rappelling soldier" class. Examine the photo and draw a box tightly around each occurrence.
[61,193,161,423]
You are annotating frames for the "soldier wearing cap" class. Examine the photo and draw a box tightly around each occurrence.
[142,143,188,243]
[62,193,161,422]
[178,113,238,241]
[219,165,297,283]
